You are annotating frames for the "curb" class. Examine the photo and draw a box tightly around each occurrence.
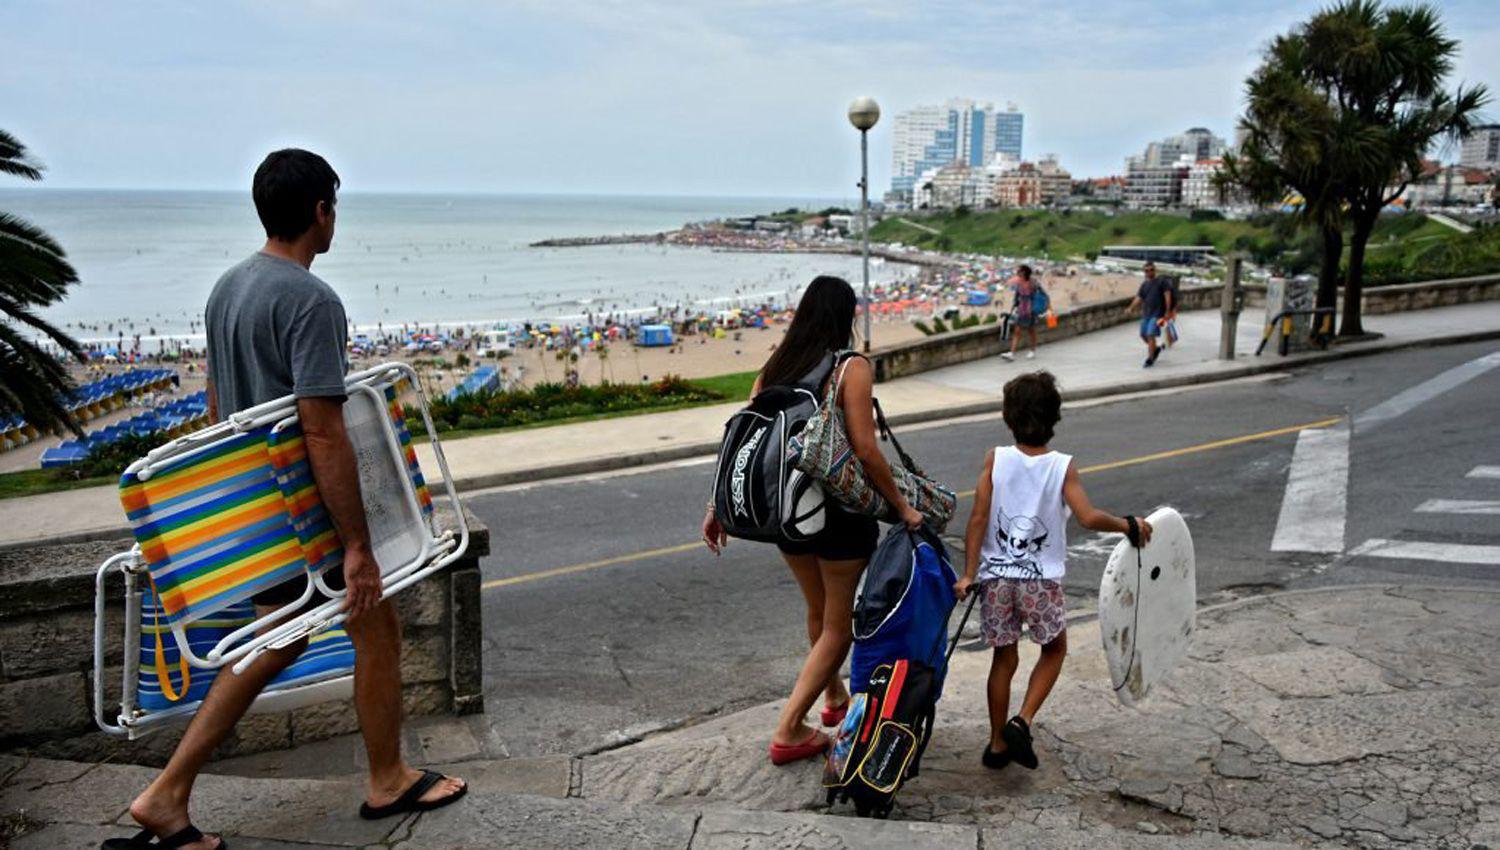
[3,326,1497,553]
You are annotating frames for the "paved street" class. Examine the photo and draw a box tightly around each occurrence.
[465,340,1500,758]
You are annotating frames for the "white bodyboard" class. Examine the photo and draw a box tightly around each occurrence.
[1098,506,1195,706]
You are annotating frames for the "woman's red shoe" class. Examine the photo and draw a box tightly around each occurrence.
[768,730,830,766]
[819,701,849,727]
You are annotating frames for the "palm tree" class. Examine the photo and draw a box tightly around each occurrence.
[1222,29,1351,315]
[1299,1,1488,335]
[1,130,86,435]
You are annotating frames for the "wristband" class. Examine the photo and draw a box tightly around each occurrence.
[1124,515,1141,548]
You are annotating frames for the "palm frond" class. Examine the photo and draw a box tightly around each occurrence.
[0,130,44,181]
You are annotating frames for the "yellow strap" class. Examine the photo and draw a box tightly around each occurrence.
[149,578,190,702]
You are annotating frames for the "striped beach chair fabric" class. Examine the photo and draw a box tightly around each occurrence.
[137,596,355,712]
[121,424,323,627]
[97,364,468,736]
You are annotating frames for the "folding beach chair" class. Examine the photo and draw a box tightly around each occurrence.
[93,363,467,739]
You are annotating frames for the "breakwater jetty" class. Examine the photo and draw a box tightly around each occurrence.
[530,231,675,248]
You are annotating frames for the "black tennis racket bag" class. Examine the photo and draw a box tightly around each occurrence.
[710,352,845,543]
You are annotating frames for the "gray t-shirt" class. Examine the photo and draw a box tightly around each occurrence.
[1137,276,1173,319]
[206,252,348,416]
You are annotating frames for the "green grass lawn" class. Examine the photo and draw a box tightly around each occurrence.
[0,467,115,501]
[687,370,757,401]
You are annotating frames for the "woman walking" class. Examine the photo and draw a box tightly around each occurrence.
[1001,264,1040,361]
[701,276,922,765]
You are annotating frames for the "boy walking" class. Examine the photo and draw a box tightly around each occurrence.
[954,371,1151,770]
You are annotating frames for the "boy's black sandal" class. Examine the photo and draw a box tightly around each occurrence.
[981,744,1012,770]
[1125,515,1142,548]
[1002,716,1040,770]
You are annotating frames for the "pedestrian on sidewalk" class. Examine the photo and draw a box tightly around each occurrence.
[700,276,924,767]
[1129,262,1174,367]
[953,371,1151,772]
[107,150,465,850]
[1001,265,1041,362]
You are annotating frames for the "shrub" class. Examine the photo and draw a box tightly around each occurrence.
[413,374,726,433]
[932,316,949,333]
[69,433,162,479]
[913,320,934,336]
[982,313,998,324]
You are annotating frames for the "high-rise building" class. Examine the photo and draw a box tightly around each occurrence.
[890,99,1025,200]
[1131,127,1227,170]
[1124,128,1229,207]
[995,105,1024,160]
[1459,125,1500,171]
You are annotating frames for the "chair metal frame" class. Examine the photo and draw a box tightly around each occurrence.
[92,362,468,738]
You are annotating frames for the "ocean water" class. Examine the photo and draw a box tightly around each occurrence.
[0,189,906,344]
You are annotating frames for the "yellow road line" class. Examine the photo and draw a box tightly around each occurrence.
[954,414,1346,497]
[484,415,1346,590]
[481,542,701,590]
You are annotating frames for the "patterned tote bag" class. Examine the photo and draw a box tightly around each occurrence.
[790,353,957,530]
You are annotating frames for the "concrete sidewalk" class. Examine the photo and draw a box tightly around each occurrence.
[4,301,1498,549]
[4,584,1494,848]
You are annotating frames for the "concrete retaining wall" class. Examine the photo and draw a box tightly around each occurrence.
[872,284,1229,382]
[1358,273,1500,315]
[871,273,1498,382]
[0,504,488,766]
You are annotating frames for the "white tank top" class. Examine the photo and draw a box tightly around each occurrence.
[977,446,1073,582]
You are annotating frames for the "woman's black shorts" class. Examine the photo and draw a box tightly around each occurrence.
[777,505,879,561]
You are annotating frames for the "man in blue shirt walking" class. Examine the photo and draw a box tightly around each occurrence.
[1129,262,1174,368]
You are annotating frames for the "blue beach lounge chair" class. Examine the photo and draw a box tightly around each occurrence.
[92,363,467,738]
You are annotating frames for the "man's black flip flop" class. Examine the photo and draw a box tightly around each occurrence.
[1002,716,1040,769]
[358,770,468,820]
[101,825,225,849]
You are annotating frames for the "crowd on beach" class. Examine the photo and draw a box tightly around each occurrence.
[43,251,1145,401]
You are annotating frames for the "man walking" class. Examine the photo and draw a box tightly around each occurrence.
[1128,261,1174,368]
[112,150,464,850]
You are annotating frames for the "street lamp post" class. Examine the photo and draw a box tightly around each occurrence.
[848,97,880,352]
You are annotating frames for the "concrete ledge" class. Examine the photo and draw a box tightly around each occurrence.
[0,504,489,763]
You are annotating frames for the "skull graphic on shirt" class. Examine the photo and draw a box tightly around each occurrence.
[986,512,1049,579]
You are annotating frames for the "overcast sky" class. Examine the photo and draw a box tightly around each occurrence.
[5,0,1497,199]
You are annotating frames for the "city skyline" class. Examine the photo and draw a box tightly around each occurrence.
[4,1,1497,198]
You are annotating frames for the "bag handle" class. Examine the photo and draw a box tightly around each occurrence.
[827,351,922,477]
[944,591,980,668]
[148,576,190,702]
[820,350,868,412]
[872,398,919,474]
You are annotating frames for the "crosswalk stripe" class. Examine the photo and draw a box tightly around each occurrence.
[1467,466,1500,480]
[1271,424,1350,553]
[1353,351,1500,432]
[1349,538,1500,566]
[1415,499,1500,515]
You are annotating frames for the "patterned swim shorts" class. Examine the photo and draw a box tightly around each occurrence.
[979,578,1067,647]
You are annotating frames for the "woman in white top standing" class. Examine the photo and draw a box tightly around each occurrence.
[953,371,1152,772]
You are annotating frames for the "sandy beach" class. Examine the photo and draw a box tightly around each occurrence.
[1,262,1142,475]
[471,267,1141,392]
